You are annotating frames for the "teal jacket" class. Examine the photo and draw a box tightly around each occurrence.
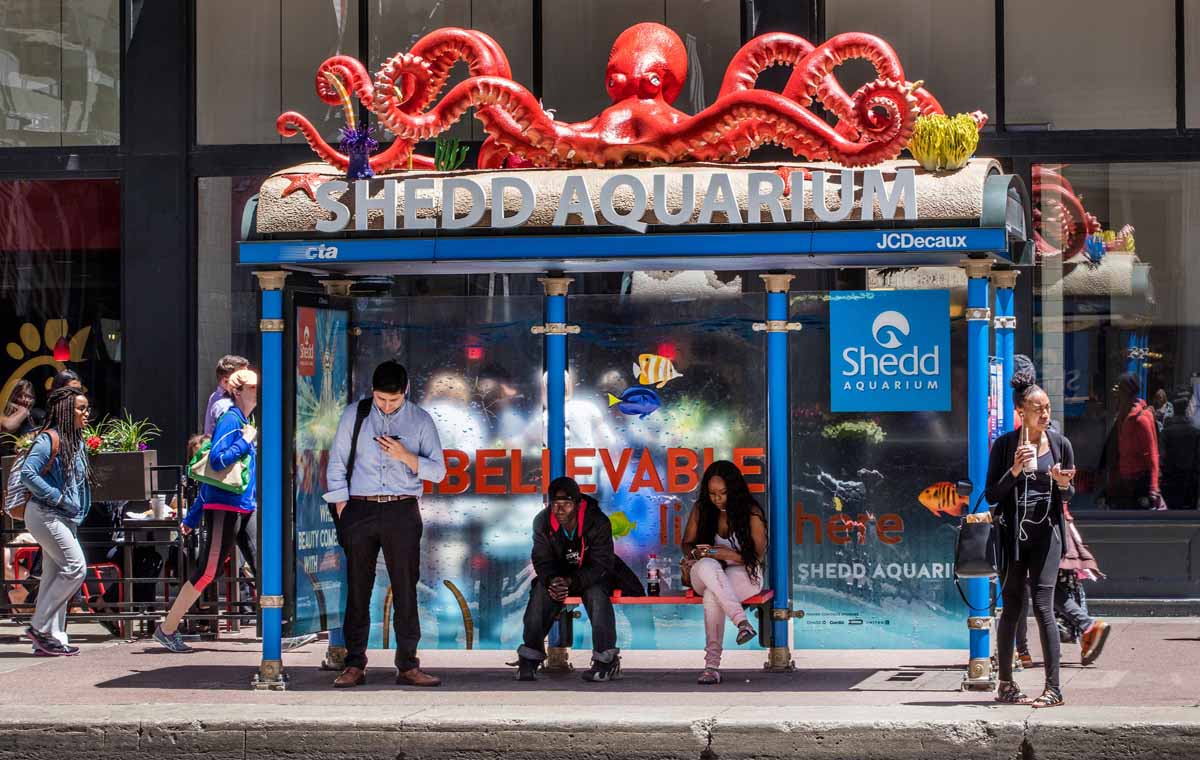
[20,430,91,524]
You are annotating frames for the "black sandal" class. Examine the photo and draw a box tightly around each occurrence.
[995,680,1030,704]
[1030,686,1064,709]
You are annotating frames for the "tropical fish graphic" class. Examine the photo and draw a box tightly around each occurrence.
[607,386,662,418]
[918,481,969,517]
[609,511,637,539]
[633,353,682,388]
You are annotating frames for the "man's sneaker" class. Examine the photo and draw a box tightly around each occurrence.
[580,655,622,683]
[1080,620,1111,666]
[25,627,77,656]
[153,624,194,653]
[319,645,348,672]
[515,656,539,682]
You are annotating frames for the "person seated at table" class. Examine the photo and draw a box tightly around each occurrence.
[681,460,768,685]
[515,476,641,683]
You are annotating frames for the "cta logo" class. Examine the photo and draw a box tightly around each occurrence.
[829,290,950,412]
[305,243,339,260]
[875,232,968,250]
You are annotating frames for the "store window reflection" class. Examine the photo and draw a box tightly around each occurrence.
[0,179,121,452]
[1035,163,1200,511]
[0,0,120,147]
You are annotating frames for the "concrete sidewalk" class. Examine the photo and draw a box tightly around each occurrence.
[0,618,1196,759]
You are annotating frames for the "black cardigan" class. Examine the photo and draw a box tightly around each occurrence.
[984,428,1076,563]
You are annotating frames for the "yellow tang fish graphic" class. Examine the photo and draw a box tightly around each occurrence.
[633,353,682,389]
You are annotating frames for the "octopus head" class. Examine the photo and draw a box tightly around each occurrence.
[605,23,687,105]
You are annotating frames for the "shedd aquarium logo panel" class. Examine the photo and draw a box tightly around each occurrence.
[830,290,951,412]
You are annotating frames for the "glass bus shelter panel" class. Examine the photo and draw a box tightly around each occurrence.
[788,292,970,650]
[568,293,766,649]
[334,295,545,649]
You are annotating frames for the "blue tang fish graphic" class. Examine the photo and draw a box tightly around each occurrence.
[607,387,661,419]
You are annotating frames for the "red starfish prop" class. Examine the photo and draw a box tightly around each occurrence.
[280,173,326,201]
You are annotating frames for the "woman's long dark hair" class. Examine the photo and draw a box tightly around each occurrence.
[33,387,91,486]
[694,460,765,582]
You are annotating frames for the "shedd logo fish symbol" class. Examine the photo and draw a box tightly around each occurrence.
[871,311,909,349]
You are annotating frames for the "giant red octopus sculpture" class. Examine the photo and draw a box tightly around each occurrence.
[278,22,984,172]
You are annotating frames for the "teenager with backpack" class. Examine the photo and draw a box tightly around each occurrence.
[322,361,446,688]
[18,386,92,656]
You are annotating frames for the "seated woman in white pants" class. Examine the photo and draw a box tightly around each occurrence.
[681,460,767,684]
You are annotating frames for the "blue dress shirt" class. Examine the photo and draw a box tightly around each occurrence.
[323,399,446,503]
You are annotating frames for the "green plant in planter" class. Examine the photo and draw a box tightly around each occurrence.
[907,113,980,172]
[434,136,469,171]
[83,412,161,455]
[820,419,887,445]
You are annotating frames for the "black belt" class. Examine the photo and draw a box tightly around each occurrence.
[352,495,418,503]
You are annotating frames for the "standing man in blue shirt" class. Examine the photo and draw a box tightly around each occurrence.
[323,361,446,688]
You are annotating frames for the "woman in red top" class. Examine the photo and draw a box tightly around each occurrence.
[1101,374,1163,509]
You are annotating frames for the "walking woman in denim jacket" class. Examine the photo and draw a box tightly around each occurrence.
[20,386,92,656]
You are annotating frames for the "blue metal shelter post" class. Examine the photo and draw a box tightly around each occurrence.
[963,259,995,691]
[758,273,798,672]
[536,275,576,672]
[252,270,288,690]
[991,269,1018,621]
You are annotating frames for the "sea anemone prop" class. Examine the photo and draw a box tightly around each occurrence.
[907,113,981,172]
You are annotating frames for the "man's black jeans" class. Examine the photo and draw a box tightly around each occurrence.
[519,577,618,662]
[340,498,422,671]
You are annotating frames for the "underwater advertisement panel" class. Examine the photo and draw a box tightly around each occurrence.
[792,291,968,649]
[292,305,350,636]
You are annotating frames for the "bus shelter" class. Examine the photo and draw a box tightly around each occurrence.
[238,158,1031,689]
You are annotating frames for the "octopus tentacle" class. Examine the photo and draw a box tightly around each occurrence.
[404,28,514,114]
[275,111,432,172]
[316,55,376,109]
[666,79,918,167]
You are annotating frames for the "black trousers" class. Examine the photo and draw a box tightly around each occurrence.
[189,510,251,592]
[341,498,423,671]
[997,523,1063,689]
[519,577,617,661]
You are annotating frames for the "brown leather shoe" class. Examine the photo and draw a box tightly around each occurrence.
[333,666,366,688]
[395,667,441,687]
[1081,620,1111,666]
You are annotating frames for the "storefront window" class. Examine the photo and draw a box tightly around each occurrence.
[0,179,121,447]
[542,1,741,123]
[0,0,120,147]
[196,176,263,428]
[825,0,995,121]
[1006,0,1175,130]
[369,1,534,143]
[1186,0,1200,127]
[1035,163,1200,512]
[197,0,358,144]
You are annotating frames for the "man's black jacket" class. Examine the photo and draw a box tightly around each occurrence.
[530,495,643,595]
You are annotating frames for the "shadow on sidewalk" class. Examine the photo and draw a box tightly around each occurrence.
[96,665,880,693]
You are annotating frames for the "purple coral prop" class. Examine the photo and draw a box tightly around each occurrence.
[340,125,378,180]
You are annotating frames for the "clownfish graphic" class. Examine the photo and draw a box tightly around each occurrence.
[633,353,682,389]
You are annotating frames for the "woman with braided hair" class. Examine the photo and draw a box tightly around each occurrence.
[19,386,92,656]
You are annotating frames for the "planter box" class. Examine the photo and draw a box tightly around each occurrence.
[1,449,157,504]
[90,450,158,502]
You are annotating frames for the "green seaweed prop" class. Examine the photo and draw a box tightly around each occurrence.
[434,137,470,171]
[907,113,980,172]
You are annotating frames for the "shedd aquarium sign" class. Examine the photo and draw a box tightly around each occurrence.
[829,290,951,412]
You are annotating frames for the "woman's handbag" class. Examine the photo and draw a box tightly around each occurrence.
[188,425,250,495]
[954,509,999,579]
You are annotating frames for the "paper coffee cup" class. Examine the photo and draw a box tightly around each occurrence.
[1021,444,1038,473]
[152,495,167,520]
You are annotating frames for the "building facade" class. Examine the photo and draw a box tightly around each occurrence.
[2,1,1199,608]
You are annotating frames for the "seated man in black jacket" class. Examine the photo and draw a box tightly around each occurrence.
[517,476,636,683]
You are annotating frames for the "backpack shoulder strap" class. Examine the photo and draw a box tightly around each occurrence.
[40,429,60,475]
[345,398,373,491]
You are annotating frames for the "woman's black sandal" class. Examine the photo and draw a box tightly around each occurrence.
[995,680,1030,704]
[1031,686,1064,709]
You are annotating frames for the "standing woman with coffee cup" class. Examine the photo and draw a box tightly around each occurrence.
[986,368,1076,708]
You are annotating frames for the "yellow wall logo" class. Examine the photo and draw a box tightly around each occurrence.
[1,320,90,411]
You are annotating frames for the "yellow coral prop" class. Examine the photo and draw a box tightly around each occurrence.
[907,113,980,172]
